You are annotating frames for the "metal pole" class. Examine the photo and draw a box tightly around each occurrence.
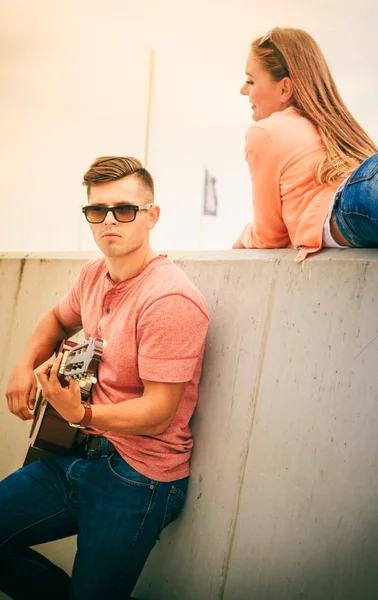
[144,48,155,168]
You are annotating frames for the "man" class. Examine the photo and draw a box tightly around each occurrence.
[1,156,209,600]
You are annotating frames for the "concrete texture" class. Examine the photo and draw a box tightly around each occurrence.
[1,249,378,599]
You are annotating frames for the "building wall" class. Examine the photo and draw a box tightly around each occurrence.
[1,250,378,599]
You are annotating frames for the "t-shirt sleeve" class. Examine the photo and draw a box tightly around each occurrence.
[57,269,84,329]
[241,126,290,249]
[137,294,209,383]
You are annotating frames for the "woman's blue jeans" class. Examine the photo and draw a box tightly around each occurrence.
[334,152,378,246]
[0,443,188,600]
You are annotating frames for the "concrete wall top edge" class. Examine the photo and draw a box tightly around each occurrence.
[1,248,378,263]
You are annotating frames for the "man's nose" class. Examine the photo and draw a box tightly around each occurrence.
[104,208,118,224]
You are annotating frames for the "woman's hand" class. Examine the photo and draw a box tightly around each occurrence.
[6,363,37,421]
[35,353,84,424]
[232,238,246,249]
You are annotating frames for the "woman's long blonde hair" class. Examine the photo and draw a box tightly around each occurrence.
[252,28,377,184]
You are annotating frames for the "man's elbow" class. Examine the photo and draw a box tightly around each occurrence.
[51,306,81,339]
[144,415,172,436]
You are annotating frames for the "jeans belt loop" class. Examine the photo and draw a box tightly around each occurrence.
[101,436,108,458]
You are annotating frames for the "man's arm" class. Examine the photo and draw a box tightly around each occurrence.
[35,359,187,435]
[90,380,186,435]
[6,306,81,421]
[34,292,208,434]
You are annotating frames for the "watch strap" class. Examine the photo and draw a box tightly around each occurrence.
[69,401,93,429]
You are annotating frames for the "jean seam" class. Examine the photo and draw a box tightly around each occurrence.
[171,485,187,503]
[160,486,187,532]
[107,455,155,489]
[22,553,57,573]
[116,483,157,591]
[340,209,378,220]
[348,165,378,184]
[65,457,83,481]
[0,508,69,549]
[336,209,364,247]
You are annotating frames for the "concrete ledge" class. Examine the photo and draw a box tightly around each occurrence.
[1,249,378,599]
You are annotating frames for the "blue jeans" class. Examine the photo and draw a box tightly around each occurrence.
[334,153,378,247]
[0,441,188,600]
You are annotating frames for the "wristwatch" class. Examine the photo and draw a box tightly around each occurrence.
[69,401,93,429]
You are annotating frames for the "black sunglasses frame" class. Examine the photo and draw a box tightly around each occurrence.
[82,203,153,224]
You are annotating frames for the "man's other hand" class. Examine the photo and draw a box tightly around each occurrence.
[6,364,37,421]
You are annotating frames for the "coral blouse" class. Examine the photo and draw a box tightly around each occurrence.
[239,106,339,262]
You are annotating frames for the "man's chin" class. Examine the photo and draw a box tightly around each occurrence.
[98,243,129,259]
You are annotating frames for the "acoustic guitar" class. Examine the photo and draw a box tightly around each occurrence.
[23,337,104,466]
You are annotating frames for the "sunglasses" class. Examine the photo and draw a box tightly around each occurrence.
[258,30,289,77]
[82,203,153,224]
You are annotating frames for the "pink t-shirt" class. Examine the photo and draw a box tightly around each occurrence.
[58,255,209,482]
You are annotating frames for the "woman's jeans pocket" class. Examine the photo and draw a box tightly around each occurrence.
[347,154,378,186]
[334,153,378,246]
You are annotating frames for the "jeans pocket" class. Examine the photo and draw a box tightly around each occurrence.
[107,454,155,489]
[161,485,187,532]
[347,154,378,185]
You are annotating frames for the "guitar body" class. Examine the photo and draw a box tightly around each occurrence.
[23,338,104,466]
[23,398,79,464]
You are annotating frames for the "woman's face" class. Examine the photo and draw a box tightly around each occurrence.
[240,52,290,122]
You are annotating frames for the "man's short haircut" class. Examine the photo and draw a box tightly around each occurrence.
[82,156,154,201]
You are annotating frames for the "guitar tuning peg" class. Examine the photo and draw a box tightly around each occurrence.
[89,376,97,384]
[79,380,87,388]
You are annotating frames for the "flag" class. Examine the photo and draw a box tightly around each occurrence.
[203,168,218,216]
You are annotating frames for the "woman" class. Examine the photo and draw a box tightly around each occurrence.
[233,27,378,262]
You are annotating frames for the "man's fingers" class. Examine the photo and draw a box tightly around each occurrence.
[29,382,38,402]
[35,360,54,378]
[27,383,38,410]
[19,406,34,421]
[12,394,33,421]
[68,379,80,394]
[35,361,54,387]
[49,353,63,379]
[6,382,35,420]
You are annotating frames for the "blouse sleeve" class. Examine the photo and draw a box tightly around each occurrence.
[240,126,290,249]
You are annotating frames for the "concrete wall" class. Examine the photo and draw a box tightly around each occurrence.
[1,250,378,599]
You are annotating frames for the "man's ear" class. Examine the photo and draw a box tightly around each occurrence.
[147,205,160,230]
[281,77,293,104]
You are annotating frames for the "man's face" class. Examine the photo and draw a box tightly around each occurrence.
[88,175,158,258]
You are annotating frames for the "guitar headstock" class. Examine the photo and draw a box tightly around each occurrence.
[58,338,105,397]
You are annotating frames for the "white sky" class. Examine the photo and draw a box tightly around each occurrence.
[1,0,378,252]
